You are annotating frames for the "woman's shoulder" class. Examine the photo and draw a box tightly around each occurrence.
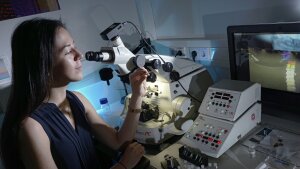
[68,90,94,114]
[66,90,83,104]
[19,117,45,135]
[68,91,89,106]
[18,117,52,169]
[69,90,84,99]
[19,117,49,148]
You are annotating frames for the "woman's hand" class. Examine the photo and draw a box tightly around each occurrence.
[119,142,145,168]
[129,67,149,98]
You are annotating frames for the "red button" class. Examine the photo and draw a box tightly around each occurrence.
[196,133,203,137]
[208,137,213,142]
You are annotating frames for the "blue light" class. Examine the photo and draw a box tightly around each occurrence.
[68,71,117,110]
[68,68,128,112]
[210,48,216,61]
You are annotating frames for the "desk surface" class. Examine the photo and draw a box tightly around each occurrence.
[144,114,300,169]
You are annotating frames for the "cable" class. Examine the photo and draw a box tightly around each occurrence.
[124,21,167,64]
[123,21,202,104]
[174,50,182,58]
[177,80,202,104]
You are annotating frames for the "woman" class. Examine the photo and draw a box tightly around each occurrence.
[1,18,148,169]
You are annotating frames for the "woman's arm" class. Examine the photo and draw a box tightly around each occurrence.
[19,117,58,169]
[76,95,145,168]
[75,67,148,149]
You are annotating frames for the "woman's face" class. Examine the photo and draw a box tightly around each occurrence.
[52,27,83,86]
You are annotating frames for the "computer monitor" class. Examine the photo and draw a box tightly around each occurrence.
[227,23,300,114]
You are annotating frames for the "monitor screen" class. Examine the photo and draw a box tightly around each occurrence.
[227,23,300,113]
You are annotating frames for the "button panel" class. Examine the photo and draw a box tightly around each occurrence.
[200,88,240,120]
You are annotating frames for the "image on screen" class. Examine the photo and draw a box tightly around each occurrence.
[234,33,300,93]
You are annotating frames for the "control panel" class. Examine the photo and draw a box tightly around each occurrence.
[199,79,261,121]
[182,103,261,158]
[181,79,261,158]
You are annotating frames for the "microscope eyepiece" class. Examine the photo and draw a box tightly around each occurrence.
[85,51,103,62]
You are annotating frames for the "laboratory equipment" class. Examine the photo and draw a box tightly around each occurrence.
[122,54,213,144]
[85,22,213,145]
[199,79,261,121]
[99,98,110,114]
[97,98,122,128]
[181,79,261,158]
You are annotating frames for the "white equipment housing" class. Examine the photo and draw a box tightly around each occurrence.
[199,79,261,121]
[123,54,213,144]
[181,79,261,158]
[86,28,213,145]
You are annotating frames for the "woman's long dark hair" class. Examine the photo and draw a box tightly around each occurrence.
[1,18,65,169]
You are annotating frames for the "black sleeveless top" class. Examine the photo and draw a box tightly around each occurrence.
[30,91,100,169]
